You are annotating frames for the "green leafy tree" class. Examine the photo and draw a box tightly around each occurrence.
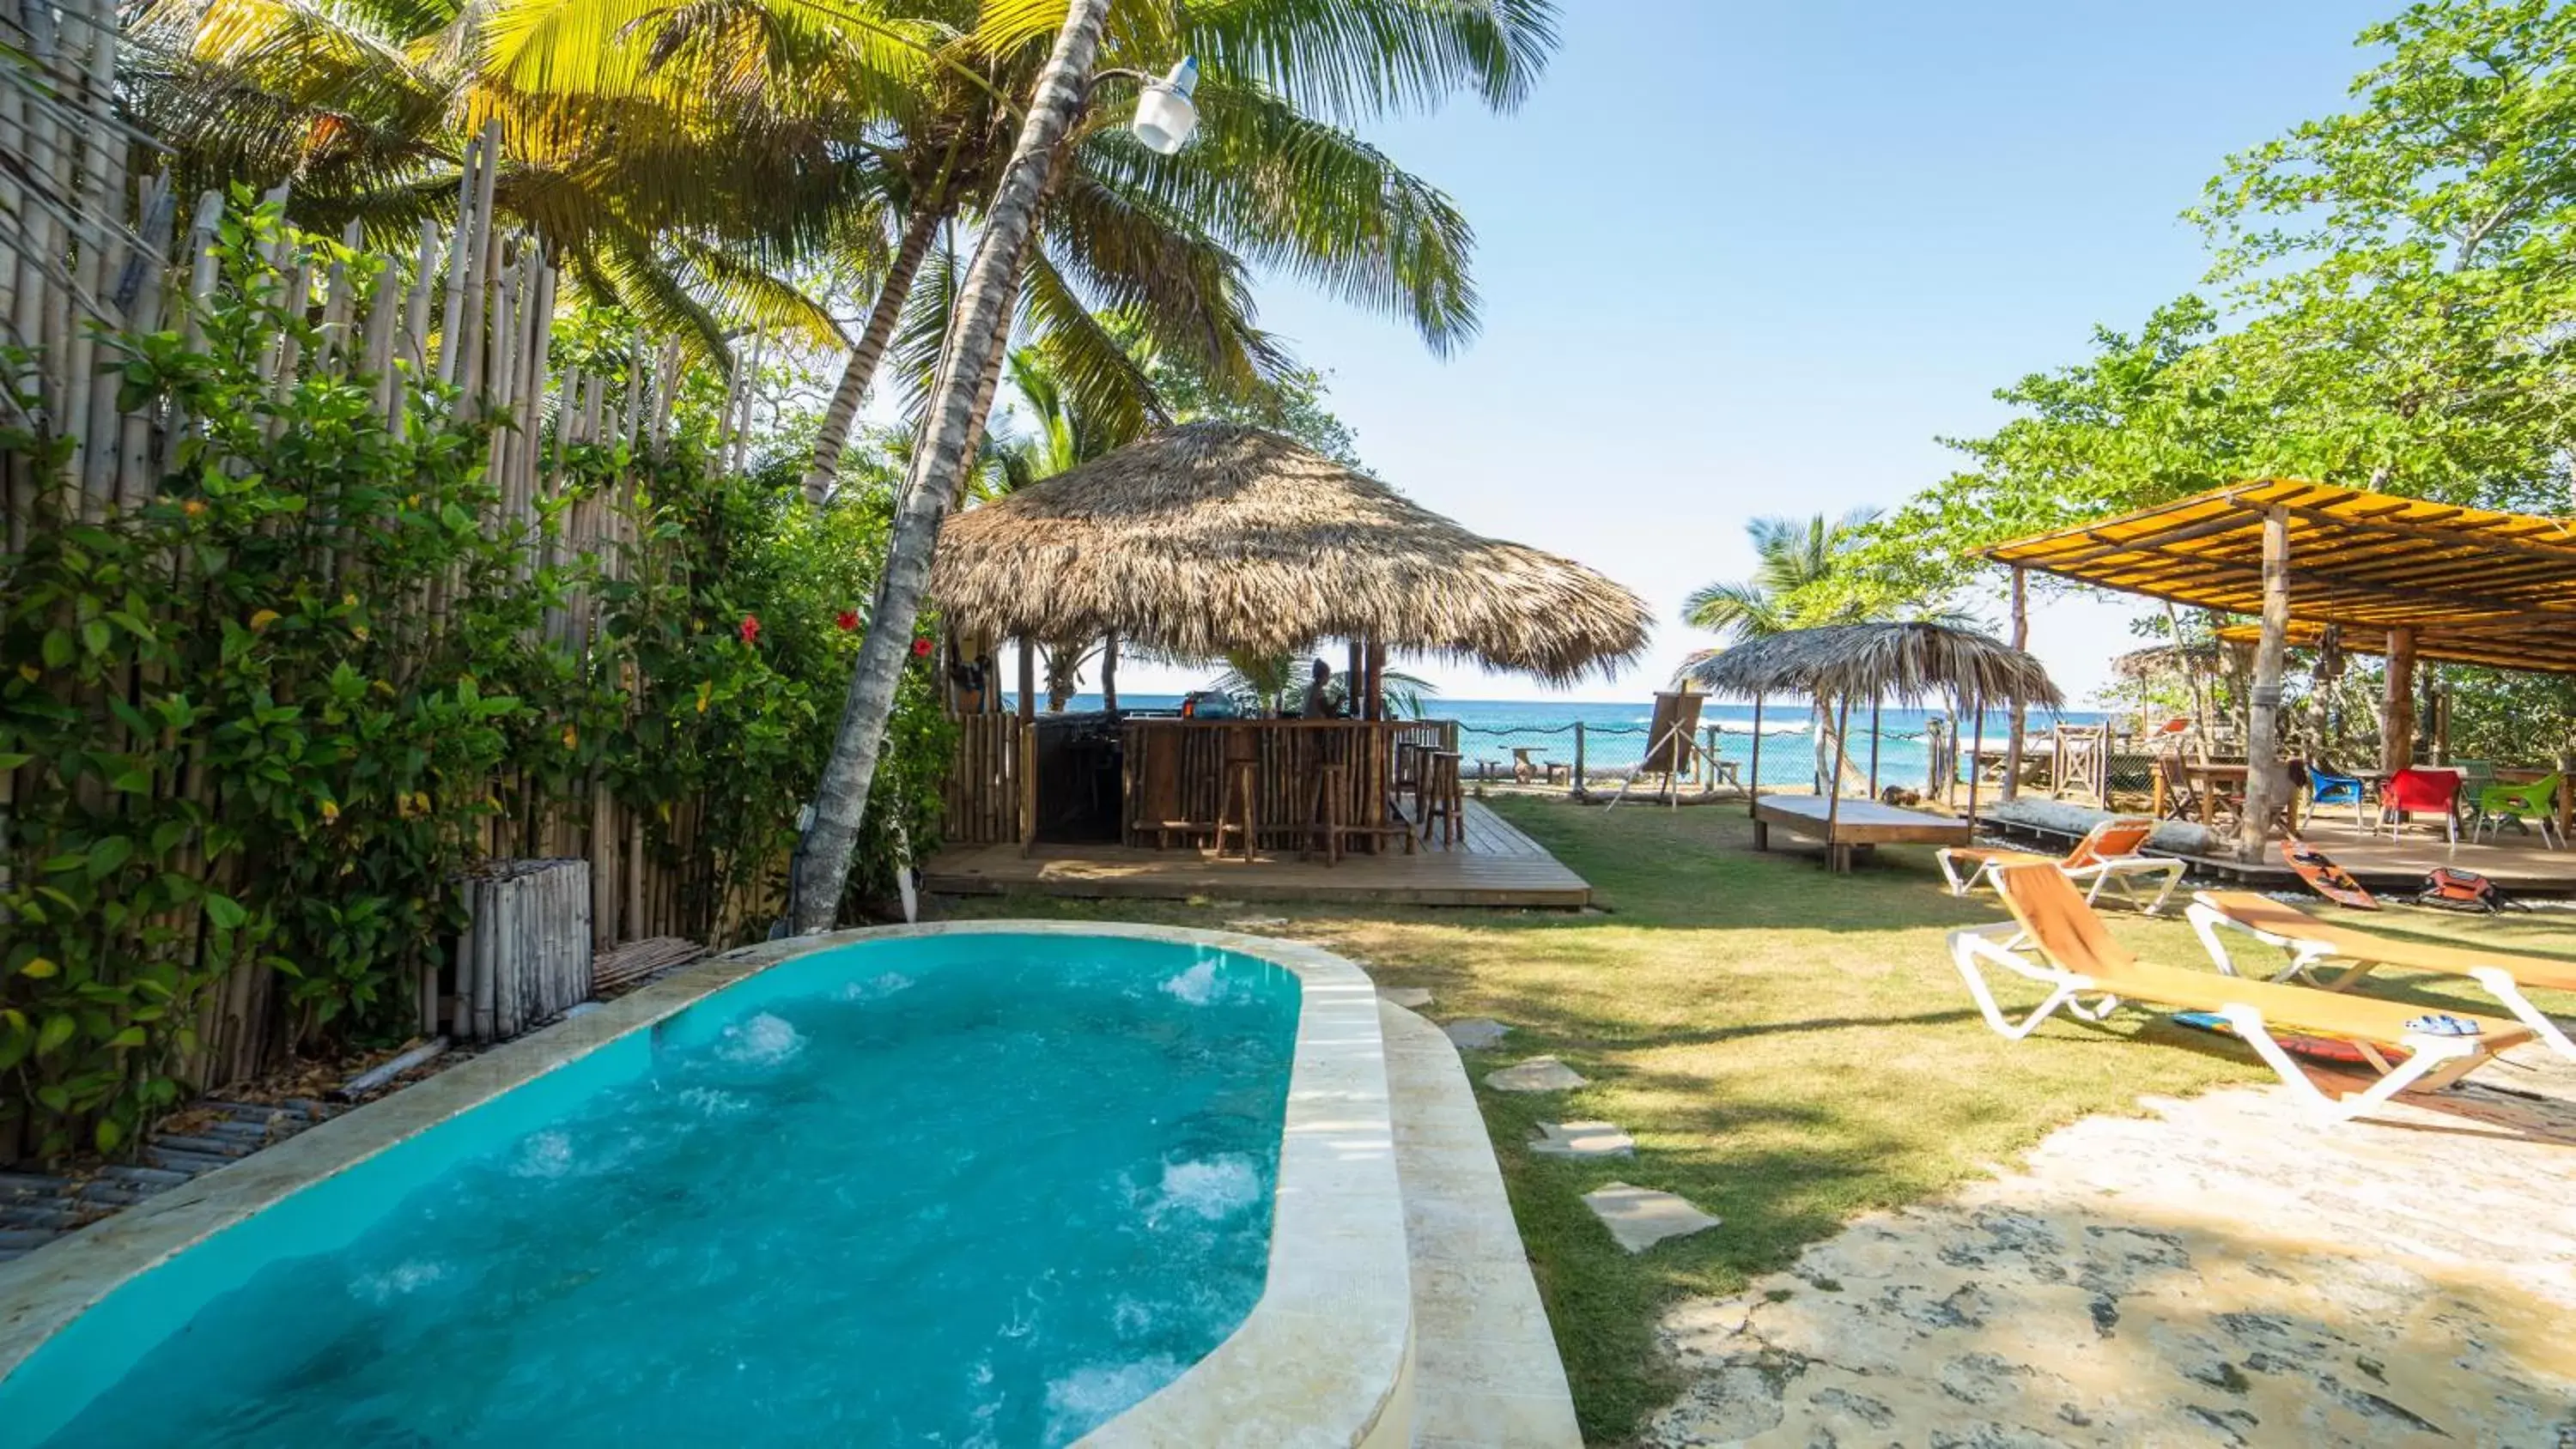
[1851,0,2576,658]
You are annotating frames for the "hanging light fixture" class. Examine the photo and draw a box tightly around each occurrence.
[1131,56,1200,155]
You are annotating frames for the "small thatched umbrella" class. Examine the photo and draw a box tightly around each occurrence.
[1680,621,2063,836]
[932,422,1651,689]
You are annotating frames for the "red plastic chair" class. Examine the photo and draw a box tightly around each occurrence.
[2379,767,2463,844]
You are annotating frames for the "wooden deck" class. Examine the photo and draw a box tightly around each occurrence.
[923,799,1590,907]
[1982,813,2576,894]
[1753,795,1973,872]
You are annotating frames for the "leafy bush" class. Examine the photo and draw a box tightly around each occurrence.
[1,204,945,1161]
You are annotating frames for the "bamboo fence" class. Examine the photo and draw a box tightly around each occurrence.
[3,0,781,1117]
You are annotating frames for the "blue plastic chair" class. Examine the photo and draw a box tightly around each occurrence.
[2303,762,2372,831]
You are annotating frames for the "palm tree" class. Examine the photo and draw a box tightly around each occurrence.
[125,0,922,353]
[790,0,1106,931]
[794,0,1549,500]
[1684,509,1893,639]
[987,344,1135,706]
[790,2,1563,927]
[1684,509,1966,791]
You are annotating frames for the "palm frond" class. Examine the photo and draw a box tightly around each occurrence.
[1173,0,1558,121]
[1073,77,1477,355]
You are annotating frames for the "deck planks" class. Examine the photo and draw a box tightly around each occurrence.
[923,799,1589,907]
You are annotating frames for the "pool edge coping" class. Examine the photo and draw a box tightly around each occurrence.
[0,922,1413,1448]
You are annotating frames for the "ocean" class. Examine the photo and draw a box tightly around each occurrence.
[1046,694,2111,791]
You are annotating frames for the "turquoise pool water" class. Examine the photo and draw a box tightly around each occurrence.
[5,933,1299,1447]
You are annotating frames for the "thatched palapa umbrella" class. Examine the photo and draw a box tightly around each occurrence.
[931,422,1652,689]
[1681,621,2062,837]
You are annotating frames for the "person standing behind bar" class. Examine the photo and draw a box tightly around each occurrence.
[1303,658,1337,718]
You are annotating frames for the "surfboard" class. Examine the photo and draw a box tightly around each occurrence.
[2281,838,2379,910]
[2168,1011,2394,1066]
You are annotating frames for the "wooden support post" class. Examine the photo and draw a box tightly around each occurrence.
[1346,640,1364,718]
[1016,636,1036,722]
[1746,698,1763,816]
[2433,674,2452,765]
[1364,641,1387,721]
[1826,694,1851,870]
[2001,566,2027,802]
[1018,719,1038,857]
[2239,506,2293,861]
[2380,626,2416,775]
[1573,720,1589,799]
[1868,694,1882,798]
[1100,631,1118,712]
[1965,691,1985,829]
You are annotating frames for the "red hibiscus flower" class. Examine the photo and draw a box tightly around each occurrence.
[911,637,935,658]
[836,610,860,632]
[738,615,761,645]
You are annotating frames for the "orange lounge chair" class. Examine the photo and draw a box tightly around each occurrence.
[1935,815,2185,915]
[2187,888,2576,1061]
[1949,864,2533,1125]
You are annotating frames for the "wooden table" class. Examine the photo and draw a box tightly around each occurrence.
[1510,746,1567,785]
[1753,796,1971,872]
[2148,761,2298,832]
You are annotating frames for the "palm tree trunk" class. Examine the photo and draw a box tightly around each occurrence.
[788,0,1109,932]
[801,192,947,505]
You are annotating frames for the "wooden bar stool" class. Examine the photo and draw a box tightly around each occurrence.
[1303,762,1350,865]
[1419,749,1464,848]
[1213,728,1261,863]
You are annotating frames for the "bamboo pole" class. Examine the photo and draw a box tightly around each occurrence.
[434,141,477,387]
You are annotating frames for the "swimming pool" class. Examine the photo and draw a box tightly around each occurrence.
[0,924,1414,1447]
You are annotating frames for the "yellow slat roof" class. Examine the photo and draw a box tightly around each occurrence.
[1983,480,2576,676]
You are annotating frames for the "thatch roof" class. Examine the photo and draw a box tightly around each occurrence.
[930,422,1652,682]
[1680,621,2064,709]
[2110,642,2221,682]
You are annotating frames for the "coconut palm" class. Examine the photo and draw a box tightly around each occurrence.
[1686,509,1898,640]
[1684,509,1970,791]
[987,343,1137,706]
[123,0,927,352]
[782,0,1554,496]
[791,0,1106,931]
[791,1,1564,927]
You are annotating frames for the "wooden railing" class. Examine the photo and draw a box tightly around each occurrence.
[940,714,1464,853]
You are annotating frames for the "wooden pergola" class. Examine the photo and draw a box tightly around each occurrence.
[1984,479,2576,857]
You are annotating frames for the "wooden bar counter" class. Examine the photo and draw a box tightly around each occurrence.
[1123,718,1451,853]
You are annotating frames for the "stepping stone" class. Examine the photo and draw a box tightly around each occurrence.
[1379,986,1434,1009]
[1485,1056,1589,1092]
[1583,1182,1721,1252]
[1443,1017,1510,1050]
[1530,1120,1634,1158]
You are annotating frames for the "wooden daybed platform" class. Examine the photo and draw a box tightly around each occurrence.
[1753,796,1972,872]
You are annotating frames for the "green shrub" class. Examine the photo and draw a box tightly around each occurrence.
[0,203,945,1161]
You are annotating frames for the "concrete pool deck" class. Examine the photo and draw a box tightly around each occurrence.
[0,923,1419,1448]
[1380,1000,1583,1447]
[1639,1046,2576,1447]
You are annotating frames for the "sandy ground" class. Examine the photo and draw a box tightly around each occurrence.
[1639,1047,2576,1448]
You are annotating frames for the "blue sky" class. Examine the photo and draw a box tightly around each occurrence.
[1108,0,2395,705]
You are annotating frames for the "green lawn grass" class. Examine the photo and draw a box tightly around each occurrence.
[930,796,2576,1445]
